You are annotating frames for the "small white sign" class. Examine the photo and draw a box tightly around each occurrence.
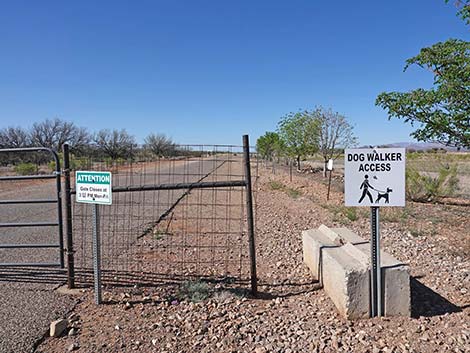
[76,171,112,205]
[344,148,405,207]
[327,159,334,171]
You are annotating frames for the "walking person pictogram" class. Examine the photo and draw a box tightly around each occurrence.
[358,174,374,203]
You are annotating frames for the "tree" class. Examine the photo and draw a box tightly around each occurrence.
[0,127,30,148]
[277,111,320,169]
[144,133,176,157]
[93,129,137,160]
[256,131,284,161]
[446,0,470,24]
[30,118,90,150]
[376,39,470,149]
[316,107,357,176]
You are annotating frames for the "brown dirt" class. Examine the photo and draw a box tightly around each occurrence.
[37,165,469,353]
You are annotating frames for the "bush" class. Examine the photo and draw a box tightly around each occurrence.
[269,180,285,190]
[406,163,459,202]
[14,163,39,175]
[344,207,358,221]
[286,187,302,199]
[178,280,211,302]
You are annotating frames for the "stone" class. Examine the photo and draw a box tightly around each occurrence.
[50,319,68,337]
[68,343,80,352]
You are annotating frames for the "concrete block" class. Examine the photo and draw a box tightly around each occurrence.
[302,226,368,281]
[302,228,336,281]
[322,243,370,319]
[50,319,67,337]
[355,243,411,317]
[330,227,369,245]
[302,225,410,319]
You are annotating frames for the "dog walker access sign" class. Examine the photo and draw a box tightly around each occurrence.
[344,148,405,207]
[76,171,112,205]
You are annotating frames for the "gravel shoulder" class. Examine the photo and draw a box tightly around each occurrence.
[36,165,469,353]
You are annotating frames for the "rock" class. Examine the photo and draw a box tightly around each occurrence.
[68,313,80,323]
[67,343,80,351]
[50,319,67,337]
[68,327,78,336]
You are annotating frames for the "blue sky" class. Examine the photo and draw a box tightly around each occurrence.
[0,1,468,145]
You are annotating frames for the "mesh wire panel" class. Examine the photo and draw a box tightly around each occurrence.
[70,145,258,287]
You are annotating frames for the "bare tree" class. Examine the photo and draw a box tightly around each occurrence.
[317,108,357,176]
[144,133,176,157]
[0,127,30,148]
[94,129,137,160]
[30,118,90,150]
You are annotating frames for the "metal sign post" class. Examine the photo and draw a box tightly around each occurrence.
[370,206,381,317]
[92,204,102,304]
[344,148,406,318]
[76,170,112,305]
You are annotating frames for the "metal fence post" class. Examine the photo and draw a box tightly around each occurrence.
[92,204,102,304]
[370,206,382,317]
[62,144,75,288]
[243,135,258,296]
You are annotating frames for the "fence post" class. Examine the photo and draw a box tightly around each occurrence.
[53,150,65,269]
[62,144,75,289]
[243,135,258,296]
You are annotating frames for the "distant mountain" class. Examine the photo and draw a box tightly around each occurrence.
[360,142,469,152]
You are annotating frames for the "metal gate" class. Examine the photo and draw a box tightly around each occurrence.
[0,147,65,268]
[65,135,258,294]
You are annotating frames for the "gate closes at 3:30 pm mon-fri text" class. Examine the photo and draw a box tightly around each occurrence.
[75,171,112,205]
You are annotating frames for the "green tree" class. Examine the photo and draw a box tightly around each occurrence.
[256,131,283,161]
[446,0,470,24]
[376,2,470,149]
[277,111,320,169]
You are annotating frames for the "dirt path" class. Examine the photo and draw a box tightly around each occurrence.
[37,165,469,353]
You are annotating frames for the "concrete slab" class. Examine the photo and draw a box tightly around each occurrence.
[302,225,411,319]
[302,228,337,281]
[355,243,410,317]
[322,244,370,319]
[330,227,369,245]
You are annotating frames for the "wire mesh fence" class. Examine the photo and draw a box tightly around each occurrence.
[68,144,258,288]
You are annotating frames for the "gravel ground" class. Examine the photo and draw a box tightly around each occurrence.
[0,180,79,353]
[37,165,469,353]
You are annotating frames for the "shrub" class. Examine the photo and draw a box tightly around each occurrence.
[406,163,459,202]
[178,280,211,302]
[344,207,358,221]
[286,187,302,199]
[269,180,284,190]
[14,163,38,176]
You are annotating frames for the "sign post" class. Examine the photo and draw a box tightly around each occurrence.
[91,203,102,304]
[370,206,381,317]
[76,171,112,305]
[344,148,405,317]
[326,159,333,201]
